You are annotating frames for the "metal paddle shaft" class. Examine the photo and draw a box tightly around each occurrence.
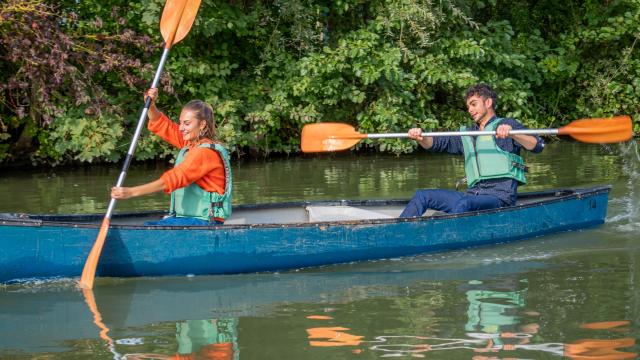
[104,49,169,220]
[365,129,560,139]
[80,0,201,289]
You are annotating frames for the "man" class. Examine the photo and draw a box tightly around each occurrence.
[399,84,544,217]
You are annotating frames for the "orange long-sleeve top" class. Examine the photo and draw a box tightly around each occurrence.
[148,113,226,195]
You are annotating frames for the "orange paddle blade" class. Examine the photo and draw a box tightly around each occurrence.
[559,115,633,143]
[79,218,110,289]
[301,123,366,153]
[160,0,201,47]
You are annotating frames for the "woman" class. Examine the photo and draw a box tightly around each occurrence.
[111,88,232,225]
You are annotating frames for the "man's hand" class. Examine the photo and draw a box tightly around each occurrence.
[496,124,512,139]
[408,128,424,141]
[408,128,433,149]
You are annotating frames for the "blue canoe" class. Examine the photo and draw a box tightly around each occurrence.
[0,185,610,283]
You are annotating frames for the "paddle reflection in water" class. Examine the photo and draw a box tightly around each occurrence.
[83,289,122,359]
[305,315,364,349]
[82,284,239,360]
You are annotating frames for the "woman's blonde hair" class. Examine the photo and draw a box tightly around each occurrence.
[184,100,216,141]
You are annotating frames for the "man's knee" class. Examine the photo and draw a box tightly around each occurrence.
[451,198,473,214]
[400,190,434,218]
[452,195,501,213]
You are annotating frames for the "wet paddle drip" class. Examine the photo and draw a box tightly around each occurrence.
[1,277,78,291]
[607,140,640,232]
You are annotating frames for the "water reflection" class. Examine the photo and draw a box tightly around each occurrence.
[365,331,636,359]
[463,279,529,334]
[123,319,238,360]
[1,240,637,360]
[302,277,637,359]
[306,316,364,348]
[83,285,239,360]
[83,289,121,359]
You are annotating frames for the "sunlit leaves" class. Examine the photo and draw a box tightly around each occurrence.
[1,0,639,164]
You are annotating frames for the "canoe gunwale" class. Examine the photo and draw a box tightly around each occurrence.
[0,185,612,230]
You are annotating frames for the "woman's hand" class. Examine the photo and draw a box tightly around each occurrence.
[111,179,166,200]
[111,186,134,199]
[145,88,161,122]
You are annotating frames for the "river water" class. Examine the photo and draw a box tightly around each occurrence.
[0,141,638,359]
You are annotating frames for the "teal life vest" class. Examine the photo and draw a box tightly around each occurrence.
[169,143,233,222]
[460,119,527,188]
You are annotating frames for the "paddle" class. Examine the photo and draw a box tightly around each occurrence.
[79,0,202,289]
[301,115,633,153]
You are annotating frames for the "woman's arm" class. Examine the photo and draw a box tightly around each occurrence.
[111,178,166,199]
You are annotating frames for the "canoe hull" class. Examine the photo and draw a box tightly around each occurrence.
[0,186,610,283]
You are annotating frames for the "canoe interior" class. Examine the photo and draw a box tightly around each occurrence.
[0,188,581,227]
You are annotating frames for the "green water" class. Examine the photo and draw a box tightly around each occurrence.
[0,141,639,359]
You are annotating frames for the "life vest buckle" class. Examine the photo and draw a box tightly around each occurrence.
[511,161,529,172]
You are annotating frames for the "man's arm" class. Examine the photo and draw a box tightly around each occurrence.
[408,128,434,149]
[407,128,465,154]
[496,121,544,152]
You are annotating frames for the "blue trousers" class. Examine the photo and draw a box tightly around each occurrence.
[144,216,223,226]
[399,189,503,218]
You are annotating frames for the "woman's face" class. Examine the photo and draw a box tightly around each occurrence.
[178,109,204,143]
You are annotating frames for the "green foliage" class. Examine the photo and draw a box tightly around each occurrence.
[1,0,638,165]
[49,108,124,163]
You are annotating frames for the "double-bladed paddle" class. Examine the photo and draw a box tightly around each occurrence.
[79,0,202,289]
[301,115,633,153]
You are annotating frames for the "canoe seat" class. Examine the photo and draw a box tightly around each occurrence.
[306,205,394,222]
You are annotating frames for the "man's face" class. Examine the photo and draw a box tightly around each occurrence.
[466,95,493,124]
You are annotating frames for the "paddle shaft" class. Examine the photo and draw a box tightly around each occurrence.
[79,48,170,290]
[362,129,559,139]
[104,48,169,219]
